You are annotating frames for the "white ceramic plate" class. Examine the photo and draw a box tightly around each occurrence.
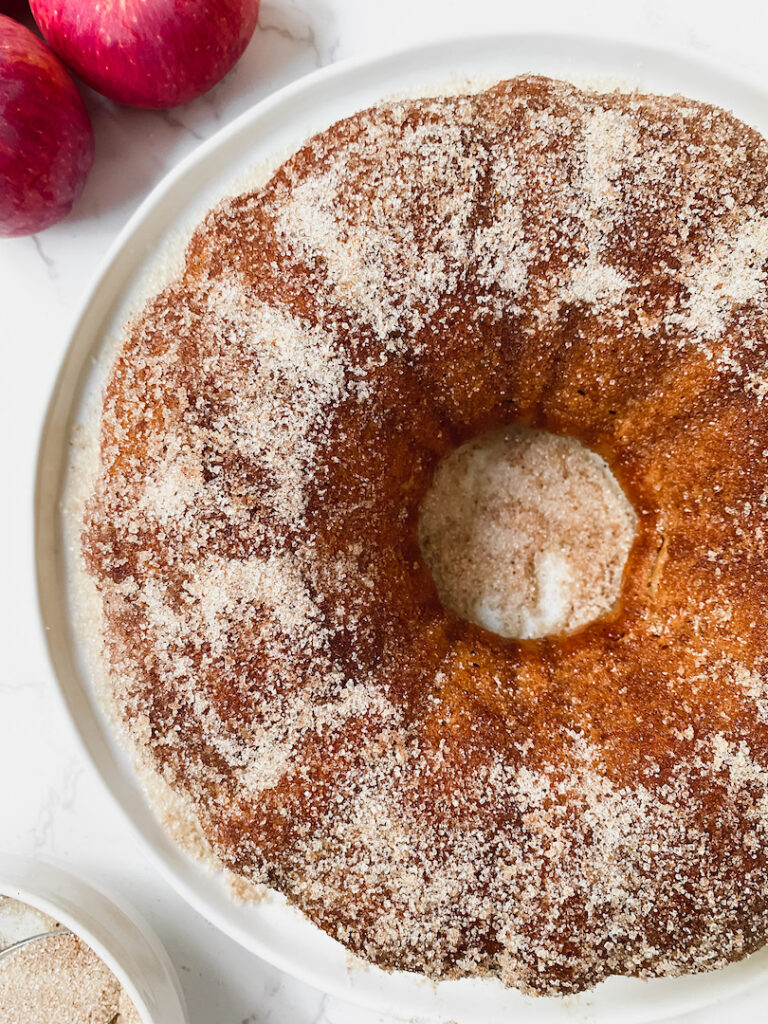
[0,855,187,1024]
[35,32,768,1024]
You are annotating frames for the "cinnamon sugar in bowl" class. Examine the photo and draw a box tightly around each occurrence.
[0,856,186,1024]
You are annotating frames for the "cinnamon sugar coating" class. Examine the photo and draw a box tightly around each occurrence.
[83,76,768,995]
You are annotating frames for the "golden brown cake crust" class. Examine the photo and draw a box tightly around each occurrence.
[83,76,768,995]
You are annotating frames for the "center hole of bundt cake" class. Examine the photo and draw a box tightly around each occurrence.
[418,427,637,639]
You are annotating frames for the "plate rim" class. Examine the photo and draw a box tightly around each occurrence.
[34,29,768,1023]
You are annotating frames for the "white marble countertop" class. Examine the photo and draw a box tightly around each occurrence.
[2,1,768,1021]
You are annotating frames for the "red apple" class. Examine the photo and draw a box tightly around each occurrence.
[0,14,93,237]
[29,0,261,110]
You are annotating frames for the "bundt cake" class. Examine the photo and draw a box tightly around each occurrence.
[81,75,768,995]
